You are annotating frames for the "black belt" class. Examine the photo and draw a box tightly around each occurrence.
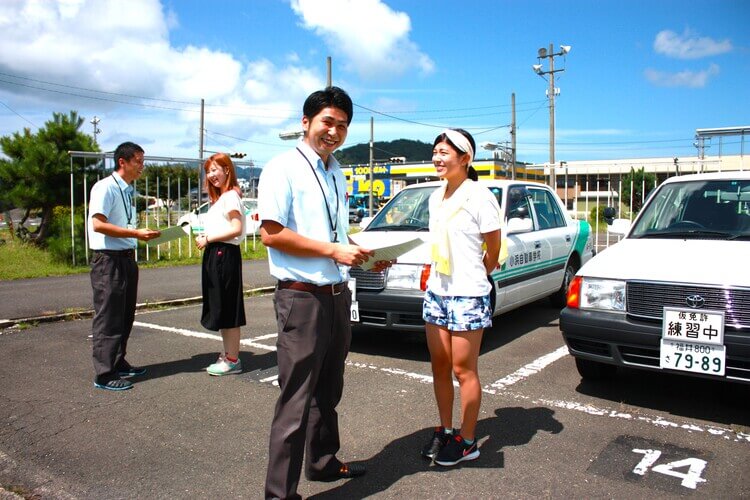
[277,280,347,295]
[93,249,135,257]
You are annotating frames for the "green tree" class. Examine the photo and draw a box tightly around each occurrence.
[621,167,657,215]
[0,111,98,245]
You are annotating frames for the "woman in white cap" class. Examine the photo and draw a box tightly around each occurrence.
[420,128,501,466]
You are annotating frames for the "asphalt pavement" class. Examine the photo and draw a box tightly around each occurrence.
[0,259,275,327]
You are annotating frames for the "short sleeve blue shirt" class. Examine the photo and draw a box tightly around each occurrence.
[258,141,350,284]
[87,172,136,250]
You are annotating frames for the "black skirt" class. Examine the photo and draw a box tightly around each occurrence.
[200,242,246,331]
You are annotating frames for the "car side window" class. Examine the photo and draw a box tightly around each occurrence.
[529,188,566,230]
[507,187,531,222]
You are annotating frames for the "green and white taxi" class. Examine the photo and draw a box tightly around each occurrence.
[349,180,595,332]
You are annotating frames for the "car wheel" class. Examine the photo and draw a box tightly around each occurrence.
[549,258,578,307]
[575,357,617,380]
[487,274,496,313]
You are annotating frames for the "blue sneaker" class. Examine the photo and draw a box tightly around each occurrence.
[94,378,133,391]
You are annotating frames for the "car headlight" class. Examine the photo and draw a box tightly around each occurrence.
[385,264,426,290]
[579,278,626,311]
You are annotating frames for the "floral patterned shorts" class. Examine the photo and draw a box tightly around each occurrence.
[422,289,492,332]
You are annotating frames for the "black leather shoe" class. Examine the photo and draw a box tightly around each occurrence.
[337,463,366,478]
[307,462,366,482]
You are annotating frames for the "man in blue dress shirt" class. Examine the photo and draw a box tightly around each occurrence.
[259,87,391,499]
[88,142,160,391]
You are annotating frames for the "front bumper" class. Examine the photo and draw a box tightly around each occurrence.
[560,307,750,383]
[353,289,425,332]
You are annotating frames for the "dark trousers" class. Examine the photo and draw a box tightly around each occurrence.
[90,251,138,383]
[265,287,352,500]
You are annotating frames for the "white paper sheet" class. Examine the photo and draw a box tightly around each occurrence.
[350,235,425,271]
[146,223,191,246]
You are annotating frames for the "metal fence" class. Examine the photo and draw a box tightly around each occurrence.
[68,151,258,266]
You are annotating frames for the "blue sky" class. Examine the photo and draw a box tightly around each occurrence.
[0,0,747,167]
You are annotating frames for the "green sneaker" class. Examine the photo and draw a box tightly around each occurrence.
[207,358,242,376]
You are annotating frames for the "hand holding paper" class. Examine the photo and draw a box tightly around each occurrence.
[349,235,425,271]
[146,223,191,246]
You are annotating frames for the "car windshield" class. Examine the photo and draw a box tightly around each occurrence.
[365,184,504,231]
[365,186,436,231]
[631,178,750,239]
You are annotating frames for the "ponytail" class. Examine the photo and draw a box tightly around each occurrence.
[468,165,478,181]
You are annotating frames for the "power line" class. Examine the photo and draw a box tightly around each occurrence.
[0,99,37,128]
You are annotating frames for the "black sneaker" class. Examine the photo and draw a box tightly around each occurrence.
[434,435,480,466]
[421,427,451,459]
[117,362,147,377]
[94,378,133,391]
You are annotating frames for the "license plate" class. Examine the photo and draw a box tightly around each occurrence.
[662,307,724,345]
[660,339,725,376]
[660,307,726,376]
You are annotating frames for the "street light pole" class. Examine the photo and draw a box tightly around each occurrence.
[532,43,570,188]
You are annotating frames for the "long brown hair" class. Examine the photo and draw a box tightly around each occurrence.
[203,152,240,203]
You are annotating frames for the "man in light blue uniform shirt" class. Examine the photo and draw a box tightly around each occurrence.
[88,142,159,391]
[259,87,390,500]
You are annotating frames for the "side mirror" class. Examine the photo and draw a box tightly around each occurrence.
[506,217,533,234]
[608,218,631,236]
[603,206,617,225]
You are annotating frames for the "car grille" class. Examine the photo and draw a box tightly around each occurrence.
[627,281,750,329]
[349,267,386,290]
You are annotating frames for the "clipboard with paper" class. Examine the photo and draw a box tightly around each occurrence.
[349,233,425,271]
[146,223,192,246]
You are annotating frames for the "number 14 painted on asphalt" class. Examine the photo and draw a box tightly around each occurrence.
[632,448,707,489]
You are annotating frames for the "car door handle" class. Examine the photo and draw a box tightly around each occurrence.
[565,235,571,242]
[534,241,542,249]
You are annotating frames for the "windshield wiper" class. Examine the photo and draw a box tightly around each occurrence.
[641,229,735,239]
[367,224,428,231]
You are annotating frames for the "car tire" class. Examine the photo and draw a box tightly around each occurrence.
[575,357,617,380]
[549,258,579,307]
[488,274,496,313]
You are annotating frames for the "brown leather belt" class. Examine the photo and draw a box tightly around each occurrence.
[277,280,347,295]
[93,249,135,258]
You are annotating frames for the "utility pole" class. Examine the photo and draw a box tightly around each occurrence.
[198,98,205,208]
[326,56,332,87]
[90,116,101,146]
[533,43,570,188]
[510,93,516,180]
[368,117,374,216]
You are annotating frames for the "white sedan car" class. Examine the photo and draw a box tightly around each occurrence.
[349,180,595,332]
[177,198,260,236]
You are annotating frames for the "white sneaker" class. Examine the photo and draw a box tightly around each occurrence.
[206,358,242,376]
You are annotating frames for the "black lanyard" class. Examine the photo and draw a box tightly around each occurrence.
[296,147,339,242]
[111,174,133,225]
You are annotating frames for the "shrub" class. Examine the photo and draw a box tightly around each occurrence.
[46,205,88,265]
[588,205,609,230]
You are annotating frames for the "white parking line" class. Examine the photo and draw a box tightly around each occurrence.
[483,345,570,394]
[133,321,750,443]
[133,321,277,351]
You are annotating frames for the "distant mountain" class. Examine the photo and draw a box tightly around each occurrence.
[334,139,432,165]
[236,165,262,179]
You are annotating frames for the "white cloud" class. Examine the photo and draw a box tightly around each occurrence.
[0,0,327,161]
[654,29,732,60]
[644,63,720,88]
[290,0,434,79]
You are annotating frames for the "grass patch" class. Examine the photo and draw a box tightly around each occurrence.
[0,232,88,280]
[0,229,268,280]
